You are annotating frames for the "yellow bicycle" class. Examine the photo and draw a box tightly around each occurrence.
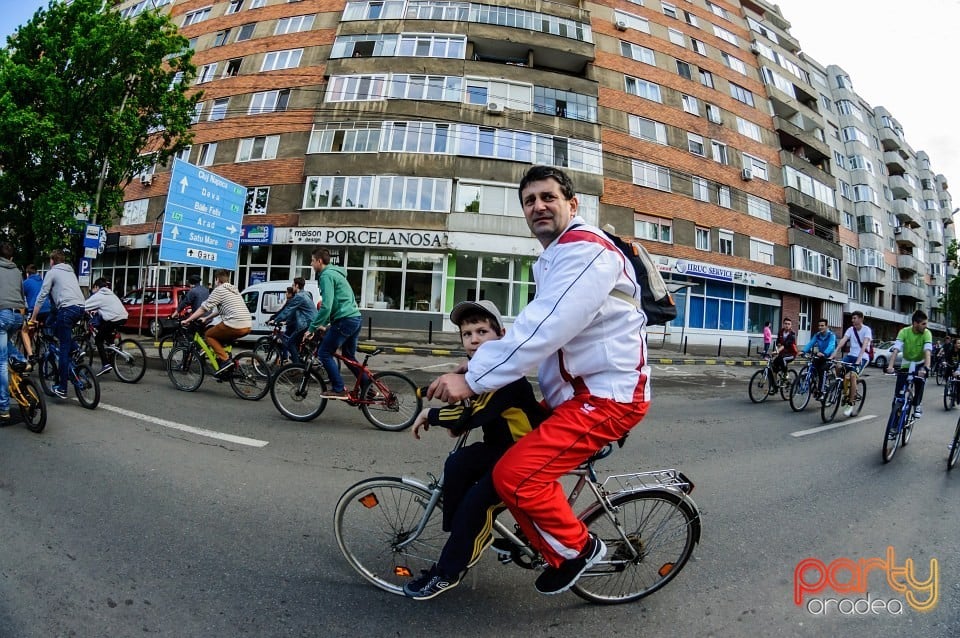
[7,360,46,433]
[166,321,272,400]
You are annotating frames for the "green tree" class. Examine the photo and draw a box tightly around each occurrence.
[0,0,199,258]
[946,239,960,333]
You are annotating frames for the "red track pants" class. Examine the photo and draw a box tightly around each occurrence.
[491,394,648,568]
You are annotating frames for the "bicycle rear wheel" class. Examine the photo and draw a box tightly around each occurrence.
[882,405,903,463]
[73,364,100,409]
[253,338,283,367]
[334,477,444,596]
[112,339,146,383]
[168,345,204,391]
[360,371,421,431]
[779,369,797,400]
[16,376,47,433]
[948,417,960,470]
[228,353,272,400]
[572,489,701,605]
[270,363,327,421]
[747,369,771,403]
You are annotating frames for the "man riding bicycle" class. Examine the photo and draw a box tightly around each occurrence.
[830,310,872,417]
[885,310,932,418]
[29,249,85,400]
[84,278,130,376]
[801,318,836,398]
[770,318,797,391]
[182,269,251,377]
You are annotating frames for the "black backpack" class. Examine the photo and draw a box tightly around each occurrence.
[572,225,677,326]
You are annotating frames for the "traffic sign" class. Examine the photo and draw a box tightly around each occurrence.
[159,159,246,269]
[83,223,102,260]
[78,257,92,287]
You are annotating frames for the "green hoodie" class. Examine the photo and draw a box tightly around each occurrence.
[309,264,360,331]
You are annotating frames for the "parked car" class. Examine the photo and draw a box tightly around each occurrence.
[122,285,191,337]
[871,340,902,369]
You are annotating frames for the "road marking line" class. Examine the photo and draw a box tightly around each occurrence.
[790,414,877,438]
[100,403,269,447]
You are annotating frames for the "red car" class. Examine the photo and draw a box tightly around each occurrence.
[121,286,190,337]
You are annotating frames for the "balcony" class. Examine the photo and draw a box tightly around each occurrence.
[773,117,830,164]
[889,175,915,199]
[879,126,903,152]
[785,187,840,228]
[892,225,922,248]
[896,253,920,274]
[883,150,907,174]
[896,281,924,301]
[858,265,886,287]
[890,199,922,227]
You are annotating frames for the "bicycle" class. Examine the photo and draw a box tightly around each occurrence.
[37,334,100,409]
[75,315,147,383]
[166,321,272,400]
[334,426,702,603]
[748,357,797,403]
[788,355,826,412]
[819,361,867,423]
[270,346,420,431]
[944,369,960,410]
[947,416,960,471]
[6,358,46,433]
[934,356,948,386]
[882,369,922,463]
[253,321,289,367]
[156,317,191,363]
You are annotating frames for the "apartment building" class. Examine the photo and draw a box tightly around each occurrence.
[103,0,955,342]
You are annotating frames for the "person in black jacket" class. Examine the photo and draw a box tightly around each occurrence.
[403,300,546,600]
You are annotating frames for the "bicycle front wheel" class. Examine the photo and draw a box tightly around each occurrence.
[270,363,327,421]
[228,353,272,400]
[73,364,100,409]
[16,376,47,433]
[936,364,944,386]
[38,354,58,397]
[168,345,204,391]
[820,380,841,423]
[852,379,867,417]
[334,477,445,596]
[747,369,771,403]
[945,380,957,411]
[882,405,903,463]
[572,489,701,605]
[948,417,960,470]
[360,371,421,431]
[789,373,811,412]
[253,338,283,367]
[113,339,146,383]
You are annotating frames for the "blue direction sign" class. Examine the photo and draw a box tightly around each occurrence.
[159,159,246,270]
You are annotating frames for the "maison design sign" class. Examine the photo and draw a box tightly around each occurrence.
[289,227,447,248]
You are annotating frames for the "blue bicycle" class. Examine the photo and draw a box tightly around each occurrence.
[882,370,921,463]
[38,337,100,409]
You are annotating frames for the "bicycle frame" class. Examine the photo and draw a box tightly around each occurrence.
[189,326,233,369]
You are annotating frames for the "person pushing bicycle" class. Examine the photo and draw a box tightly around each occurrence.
[830,310,872,417]
[885,309,933,418]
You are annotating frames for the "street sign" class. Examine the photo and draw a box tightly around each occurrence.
[83,223,102,260]
[78,257,92,287]
[159,159,246,270]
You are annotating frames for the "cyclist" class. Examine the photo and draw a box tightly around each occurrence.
[20,263,49,363]
[885,309,933,418]
[304,248,362,400]
[170,273,209,319]
[830,310,872,417]
[269,278,314,364]
[428,166,648,595]
[83,278,130,376]
[29,249,85,400]
[182,269,251,377]
[770,317,798,392]
[403,300,546,600]
[1,242,29,422]
[801,318,836,398]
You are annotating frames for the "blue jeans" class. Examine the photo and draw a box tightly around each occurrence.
[0,309,25,412]
[318,315,362,393]
[52,305,84,389]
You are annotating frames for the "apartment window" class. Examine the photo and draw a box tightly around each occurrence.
[213,29,231,46]
[223,58,242,77]
[668,28,685,46]
[836,99,864,122]
[844,245,858,265]
[847,154,873,173]
[121,199,149,225]
[175,146,192,163]
[742,154,768,180]
[687,133,705,156]
[303,176,376,209]
[375,176,451,212]
[396,34,466,58]
[711,140,728,164]
[226,0,244,14]
[190,103,202,124]
[326,74,389,101]
[746,194,772,221]
[262,49,303,71]
[682,94,700,115]
[613,10,651,33]
[236,23,255,42]
[197,142,217,167]
[275,14,315,35]
[691,38,706,55]
[182,7,211,26]
[249,89,290,114]
[197,63,218,84]
[250,0,265,6]
[684,12,699,27]
[719,230,733,255]
[676,60,692,79]
[245,186,270,215]
[387,122,454,154]
[844,211,855,229]
[833,151,846,170]
[706,103,722,124]
[533,87,598,122]
[692,177,709,202]
[699,70,714,88]
[662,2,678,18]
[820,94,833,112]
[635,215,672,243]
[729,83,754,106]
[792,246,839,280]
[628,115,667,144]
[721,52,747,75]
[390,74,463,102]
[632,160,671,192]
[718,185,731,208]
[625,76,662,102]
[852,184,879,205]
[736,117,762,141]
[237,135,280,162]
[208,97,229,121]
[712,25,738,45]
[307,122,382,153]
[620,41,656,65]
[750,238,775,265]
[695,227,711,251]
[707,2,728,19]
[842,126,869,145]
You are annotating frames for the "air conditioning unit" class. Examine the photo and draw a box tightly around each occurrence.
[749,40,761,54]
[140,173,153,186]
[486,101,504,114]
[741,167,753,181]
[119,236,134,248]
[894,226,903,235]
[615,20,628,31]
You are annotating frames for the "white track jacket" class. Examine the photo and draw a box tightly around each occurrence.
[464,217,650,409]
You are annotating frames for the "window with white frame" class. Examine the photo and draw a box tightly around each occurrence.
[275,14,315,35]
[303,176,375,209]
[838,180,852,200]
[190,103,202,124]
[455,180,521,217]
[208,97,229,121]
[718,185,731,208]
[721,52,747,75]
[326,74,389,101]
[236,23,255,41]
[182,7,211,26]
[225,0,243,14]
[668,28,685,46]
[729,83,754,106]
[792,246,839,280]
[632,160,671,192]
[843,211,855,229]
[237,135,280,162]
[844,245,858,265]
[842,126,869,145]
[635,215,672,243]
[121,199,149,225]
[712,25,738,45]
[464,78,533,111]
[213,29,231,46]
[628,115,667,144]
[388,74,462,101]
[691,38,706,55]
[750,238,774,264]
[706,103,722,124]
[852,183,878,205]
[719,230,733,255]
[197,143,217,166]
[685,11,699,27]
[375,176,451,212]
[613,10,650,33]
[847,154,873,173]
[197,63,218,84]
[398,34,466,58]
[699,69,714,88]
[307,122,383,153]
[692,177,709,201]
[386,122,453,154]
[783,166,836,207]
[833,151,846,170]
[682,94,700,115]
[736,117,762,142]
[746,194,772,221]
[262,49,303,71]
[847,280,858,300]
[695,227,711,251]
[836,99,864,122]
[711,140,728,164]
[625,76,662,102]
[676,60,692,79]
[620,41,656,65]
[223,58,241,77]
[858,248,885,269]
[533,86,597,122]
[707,1,728,18]
[742,153,768,180]
[245,186,270,215]
[662,2,678,18]
[248,89,290,114]
[175,146,192,163]
[688,133,705,156]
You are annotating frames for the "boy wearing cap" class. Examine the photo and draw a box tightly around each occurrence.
[403,299,546,600]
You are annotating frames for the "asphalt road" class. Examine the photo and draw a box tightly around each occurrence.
[0,359,957,638]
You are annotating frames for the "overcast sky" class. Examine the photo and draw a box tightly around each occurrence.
[2,1,957,202]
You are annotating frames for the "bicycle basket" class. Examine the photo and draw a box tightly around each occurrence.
[158,318,182,337]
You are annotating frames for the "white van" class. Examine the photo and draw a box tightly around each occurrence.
[240,279,320,339]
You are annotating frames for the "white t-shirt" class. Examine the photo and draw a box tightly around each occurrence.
[844,324,873,358]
